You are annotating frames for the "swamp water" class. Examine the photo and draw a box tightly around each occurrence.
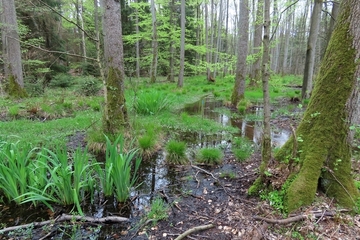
[0,97,292,239]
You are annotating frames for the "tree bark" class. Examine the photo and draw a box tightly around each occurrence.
[249,0,271,197]
[249,0,263,86]
[103,0,129,135]
[177,0,185,88]
[302,0,322,99]
[150,0,158,83]
[168,0,175,82]
[1,0,26,97]
[230,0,249,106]
[250,0,360,213]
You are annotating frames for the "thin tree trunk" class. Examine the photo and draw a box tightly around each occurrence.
[213,0,223,78]
[134,0,140,79]
[205,2,210,79]
[223,0,230,77]
[249,0,263,86]
[150,0,158,83]
[79,0,87,67]
[177,0,185,88]
[231,0,249,106]
[302,0,322,99]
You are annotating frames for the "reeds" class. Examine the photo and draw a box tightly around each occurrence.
[0,136,141,215]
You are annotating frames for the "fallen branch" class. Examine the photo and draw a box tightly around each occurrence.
[253,211,337,225]
[191,165,218,181]
[0,214,129,234]
[174,224,215,240]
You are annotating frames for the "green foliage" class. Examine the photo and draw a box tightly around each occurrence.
[196,148,224,165]
[165,140,188,165]
[77,76,102,96]
[146,197,169,226]
[94,135,141,202]
[8,106,20,118]
[49,74,74,88]
[134,89,171,115]
[232,137,254,161]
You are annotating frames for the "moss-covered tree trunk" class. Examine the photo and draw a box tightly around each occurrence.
[103,0,129,135]
[250,0,360,213]
[1,0,27,98]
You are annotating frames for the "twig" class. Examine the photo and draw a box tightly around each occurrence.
[253,211,338,225]
[0,214,129,234]
[191,165,218,181]
[174,224,215,240]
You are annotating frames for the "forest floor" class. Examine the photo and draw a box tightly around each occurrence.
[126,116,360,240]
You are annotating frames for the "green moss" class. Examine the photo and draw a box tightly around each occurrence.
[103,67,129,135]
[6,75,27,98]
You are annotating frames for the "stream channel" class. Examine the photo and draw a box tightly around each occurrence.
[1,97,292,239]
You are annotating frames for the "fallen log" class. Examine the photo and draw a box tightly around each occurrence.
[0,213,129,234]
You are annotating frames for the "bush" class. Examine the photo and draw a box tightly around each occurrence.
[49,74,73,88]
[232,137,253,161]
[196,148,223,165]
[134,90,170,115]
[77,76,102,96]
[165,140,188,165]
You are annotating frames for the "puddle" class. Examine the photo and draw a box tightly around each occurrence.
[183,96,291,148]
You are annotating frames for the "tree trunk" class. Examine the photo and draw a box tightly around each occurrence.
[302,0,322,99]
[205,2,210,79]
[213,0,223,78]
[168,0,175,82]
[177,0,185,88]
[249,0,263,86]
[79,0,87,68]
[222,0,230,77]
[103,0,129,135]
[1,0,26,98]
[250,0,360,213]
[230,0,249,107]
[150,0,158,83]
[134,0,140,79]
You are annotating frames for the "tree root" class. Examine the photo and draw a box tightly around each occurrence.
[253,210,341,225]
[0,213,129,234]
[174,223,215,240]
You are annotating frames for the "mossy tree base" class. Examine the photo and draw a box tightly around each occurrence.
[249,1,360,213]
[103,67,129,136]
[5,75,27,98]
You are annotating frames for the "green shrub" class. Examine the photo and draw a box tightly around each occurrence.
[165,140,188,165]
[134,90,170,115]
[77,76,102,96]
[232,137,253,161]
[147,197,169,226]
[49,74,73,88]
[196,148,223,165]
[8,106,20,118]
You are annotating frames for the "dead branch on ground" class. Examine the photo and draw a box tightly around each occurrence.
[174,224,215,240]
[253,210,340,225]
[0,214,129,234]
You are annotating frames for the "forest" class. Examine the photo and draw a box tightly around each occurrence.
[0,0,360,239]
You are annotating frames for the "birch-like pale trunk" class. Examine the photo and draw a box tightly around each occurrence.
[150,0,158,83]
[177,0,185,88]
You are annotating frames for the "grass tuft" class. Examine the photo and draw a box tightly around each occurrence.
[165,140,188,165]
[196,148,224,165]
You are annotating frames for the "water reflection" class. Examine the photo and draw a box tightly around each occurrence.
[183,96,290,147]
